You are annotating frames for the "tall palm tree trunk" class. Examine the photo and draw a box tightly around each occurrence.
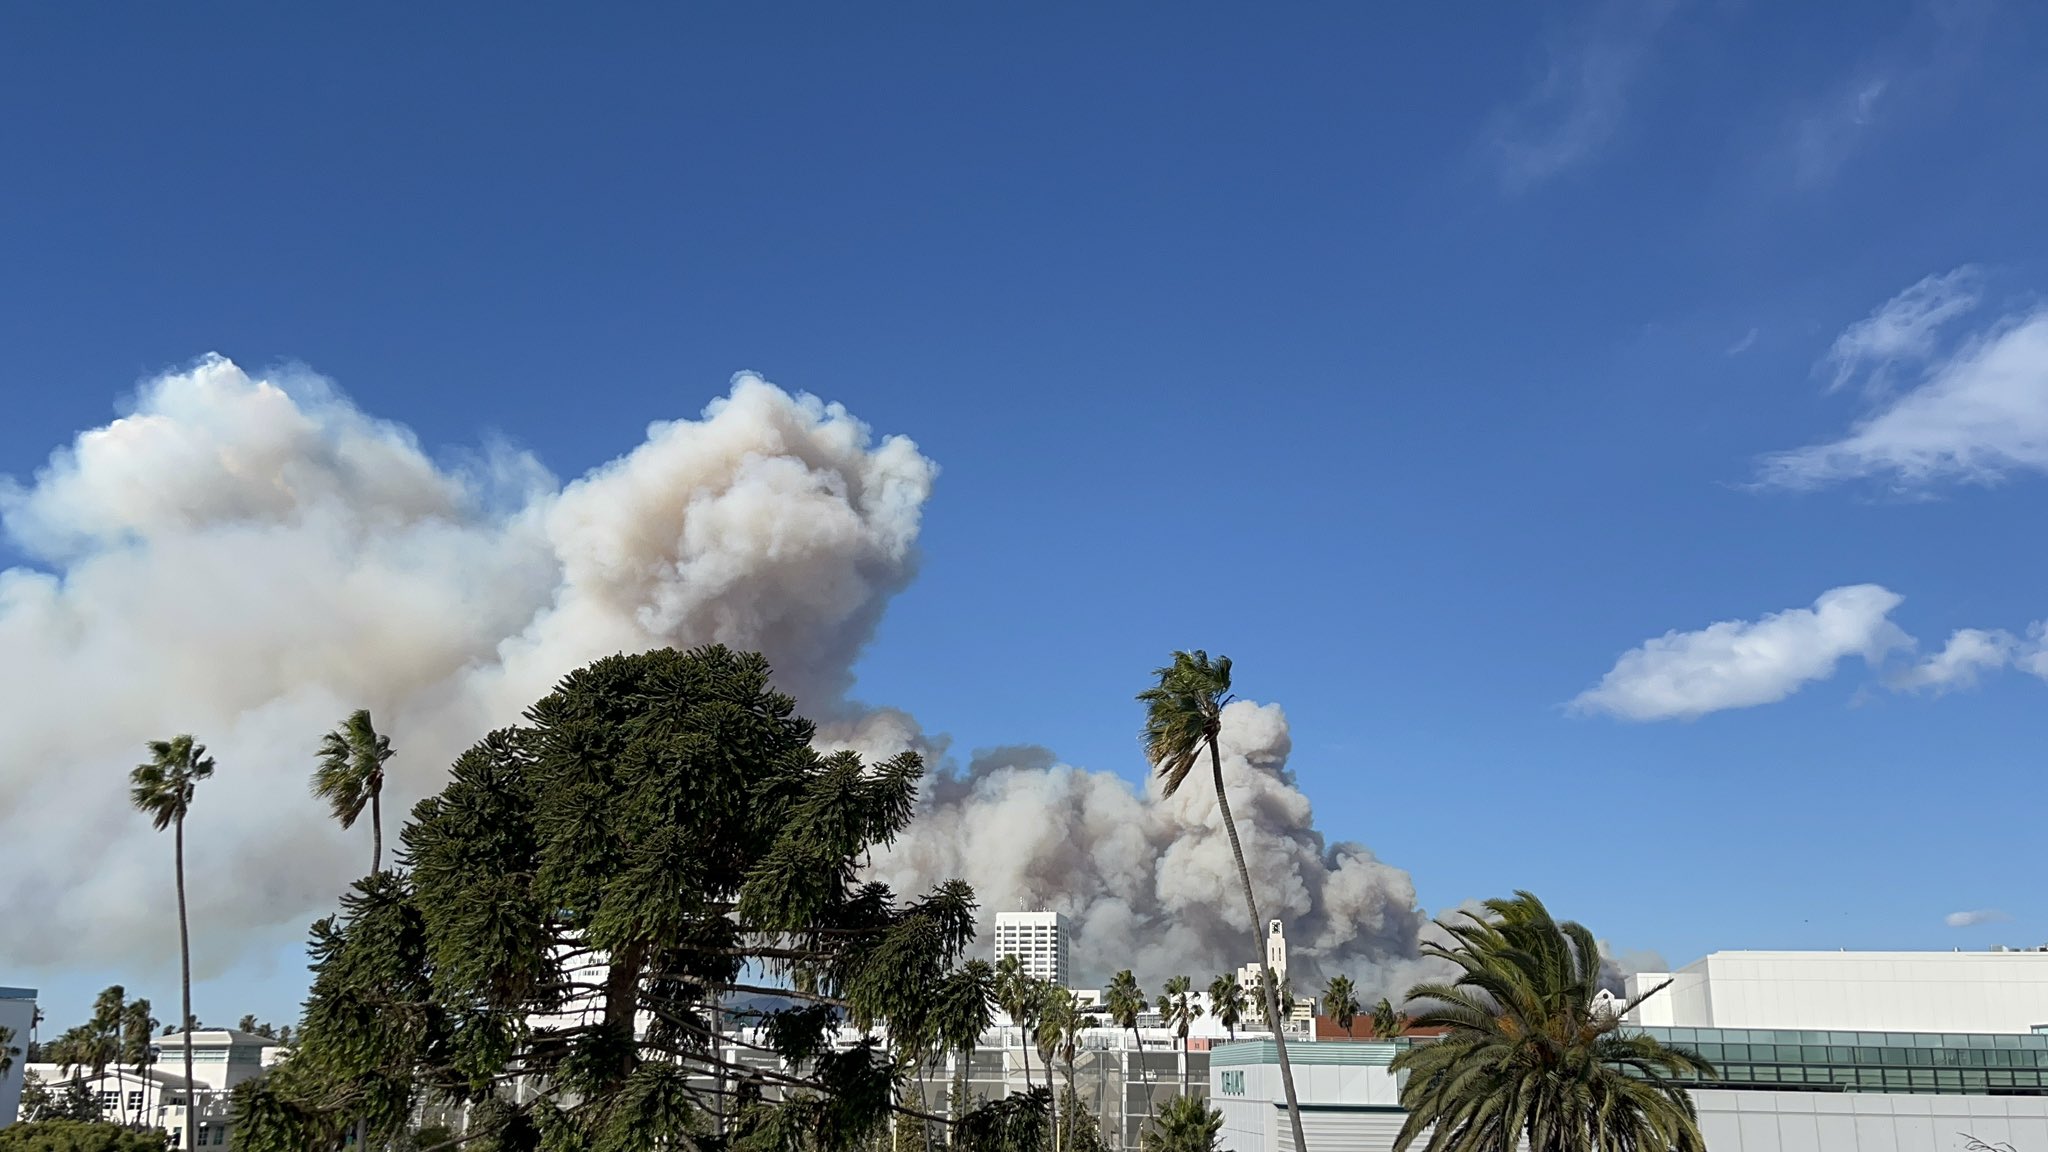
[370,788,382,874]
[1208,739,1308,1152]
[1130,1022,1152,1125]
[175,812,196,1134]
[1064,1057,1079,1152]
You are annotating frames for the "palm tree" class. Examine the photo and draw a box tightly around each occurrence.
[53,1018,117,1122]
[1030,984,1065,1140]
[131,734,214,1112]
[122,998,157,1126]
[1159,976,1201,1096]
[313,708,394,874]
[1104,970,1150,1120]
[1052,992,1098,1152]
[1139,650,1307,1152]
[1322,976,1360,1039]
[1206,974,1245,1041]
[1146,1094,1224,1152]
[994,956,1042,1100]
[1391,892,1714,1152]
[1370,996,1401,1040]
[90,985,127,1125]
[935,960,996,1118]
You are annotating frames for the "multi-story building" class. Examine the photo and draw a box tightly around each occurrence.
[1211,948,2048,1152]
[0,987,33,1128]
[22,1028,278,1148]
[994,911,1070,987]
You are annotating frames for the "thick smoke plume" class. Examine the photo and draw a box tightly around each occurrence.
[0,355,1434,998]
[856,705,1432,995]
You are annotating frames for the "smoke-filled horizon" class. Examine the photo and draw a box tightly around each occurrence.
[0,356,1594,1004]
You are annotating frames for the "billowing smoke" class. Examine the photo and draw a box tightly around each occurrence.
[0,354,1435,1000]
[0,356,929,973]
[857,703,1434,996]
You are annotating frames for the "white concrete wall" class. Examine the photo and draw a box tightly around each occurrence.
[1627,953,2048,1033]
[0,992,33,1128]
[1691,1089,2048,1152]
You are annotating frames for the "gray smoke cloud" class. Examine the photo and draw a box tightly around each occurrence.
[0,355,1436,1000]
[846,703,1434,998]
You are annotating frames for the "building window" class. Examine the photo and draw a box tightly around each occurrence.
[129,1090,145,1111]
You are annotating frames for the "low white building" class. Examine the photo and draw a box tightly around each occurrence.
[0,987,33,1128]
[24,1028,279,1148]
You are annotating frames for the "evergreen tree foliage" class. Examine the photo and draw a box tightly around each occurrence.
[0,1119,168,1151]
[235,645,989,1152]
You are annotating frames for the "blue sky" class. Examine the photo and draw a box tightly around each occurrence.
[6,1,2048,1029]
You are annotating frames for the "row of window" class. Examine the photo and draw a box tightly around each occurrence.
[1685,1042,2048,1068]
[1704,1064,2048,1090]
[1647,1027,2048,1051]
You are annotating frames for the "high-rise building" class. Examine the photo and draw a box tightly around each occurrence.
[994,911,1070,987]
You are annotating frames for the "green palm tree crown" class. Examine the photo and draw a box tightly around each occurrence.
[1371,996,1401,1040]
[1207,974,1244,1037]
[1323,975,1360,1037]
[312,708,389,829]
[1105,970,1147,1033]
[1146,1095,1224,1152]
[130,735,213,830]
[121,999,157,1069]
[1391,891,1715,1152]
[1136,651,1231,798]
[1160,976,1201,1040]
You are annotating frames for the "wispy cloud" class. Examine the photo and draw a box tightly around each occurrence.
[1947,909,2012,928]
[1790,75,1892,190]
[1771,1,1994,191]
[1822,267,1981,393]
[1483,0,1681,190]
[1726,327,1761,356]
[1570,584,1909,722]
[1758,267,2048,491]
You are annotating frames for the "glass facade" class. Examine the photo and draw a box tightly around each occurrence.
[1636,1027,2048,1095]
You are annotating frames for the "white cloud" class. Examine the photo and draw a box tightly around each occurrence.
[1571,584,1910,721]
[1895,628,2016,694]
[1947,909,2012,928]
[1822,267,1981,393]
[1727,327,1761,356]
[1483,0,1679,190]
[1759,270,2048,490]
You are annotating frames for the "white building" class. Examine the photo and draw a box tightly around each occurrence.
[1233,921,1315,1029]
[994,912,1071,987]
[24,1028,279,1148]
[1626,950,2048,1033]
[0,987,33,1128]
[1211,949,2048,1152]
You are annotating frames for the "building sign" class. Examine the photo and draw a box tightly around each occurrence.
[1220,1070,1246,1097]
